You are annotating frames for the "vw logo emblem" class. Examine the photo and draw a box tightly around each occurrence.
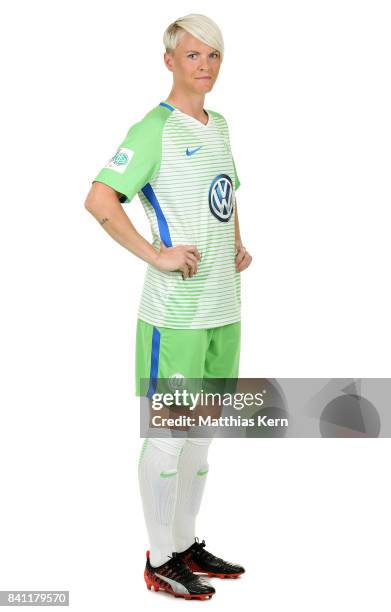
[208,174,234,222]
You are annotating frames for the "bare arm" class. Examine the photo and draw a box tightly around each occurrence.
[84,181,160,266]
[84,181,201,278]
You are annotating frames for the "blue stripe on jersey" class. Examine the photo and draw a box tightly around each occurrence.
[141,183,173,247]
[159,101,175,111]
[147,326,161,399]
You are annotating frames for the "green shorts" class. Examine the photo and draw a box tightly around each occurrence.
[135,318,241,398]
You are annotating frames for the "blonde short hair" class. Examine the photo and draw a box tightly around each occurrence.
[163,14,224,61]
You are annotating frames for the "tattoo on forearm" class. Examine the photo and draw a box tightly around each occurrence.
[99,217,109,226]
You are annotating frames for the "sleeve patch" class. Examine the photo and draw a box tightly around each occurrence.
[104,147,134,174]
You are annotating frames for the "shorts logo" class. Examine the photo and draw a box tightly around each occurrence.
[168,373,186,392]
[104,147,134,174]
[208,174,234,222]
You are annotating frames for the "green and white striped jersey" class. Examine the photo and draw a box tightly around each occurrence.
[93,101,241,329]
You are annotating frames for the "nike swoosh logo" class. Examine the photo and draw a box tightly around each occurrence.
[197,469,209,476]
[186,146,202,156]
[160,469,178,478]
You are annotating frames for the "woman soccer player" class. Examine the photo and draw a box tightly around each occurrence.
[85,13,252,600]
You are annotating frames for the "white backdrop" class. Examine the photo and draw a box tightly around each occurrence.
[1,1,390,610]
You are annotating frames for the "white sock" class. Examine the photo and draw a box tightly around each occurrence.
[172,438,213,553]
[138,437,186,567]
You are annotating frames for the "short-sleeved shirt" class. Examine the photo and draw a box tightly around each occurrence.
[93,101,241,329]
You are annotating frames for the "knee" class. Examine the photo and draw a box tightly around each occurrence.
[186,438,213,447]
[149,437,187,456]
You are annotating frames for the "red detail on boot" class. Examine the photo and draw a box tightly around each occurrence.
[184,556,243,579]
[143,568,213,600]
[207,571,241,578]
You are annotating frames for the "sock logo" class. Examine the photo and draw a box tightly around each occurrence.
[196,468,209,476]
[160,469,178,478]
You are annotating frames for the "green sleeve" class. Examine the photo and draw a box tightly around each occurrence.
[93,107,168,203]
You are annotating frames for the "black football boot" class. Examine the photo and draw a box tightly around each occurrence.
[144,550,216,599]
[178,538,245,578]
